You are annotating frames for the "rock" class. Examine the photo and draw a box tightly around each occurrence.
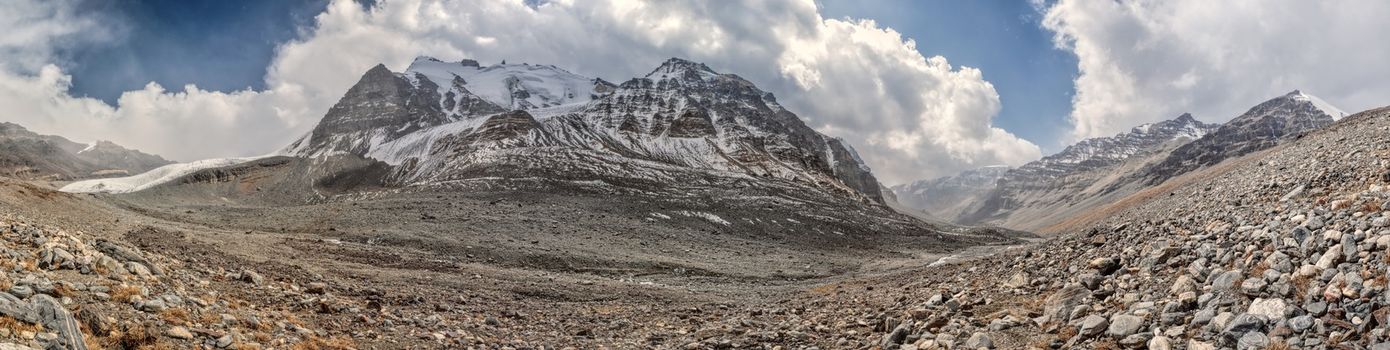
[8,286,33,299]
[1088,257,1121,275]
[1079,315,1108,337]
[963,332,992,349]
[164,326,193,340]
[0,343,39,350]
[1170,275,1198,295]
[1003,272,1028,289]
[1106,314,1144,337]
[1240,278,1267,295]
[1187,340,1217,350]
[1148,336,1172,350]
[31,295,86,350]
[1210,270,1243,292]
[1288,315,1315,332]
[1317,246,1343,269]
[306,282,328,294]
[1042,284,1090,323]
[881,321,910,347]
[95,240,162,275]
[1220,314,1268,343]
[239,270,264,285]
[1236,331,1269,350]
[1247,298,1287,320]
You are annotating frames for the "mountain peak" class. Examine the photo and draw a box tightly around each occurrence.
[1282,89,1347,119]
[647,57,716,78]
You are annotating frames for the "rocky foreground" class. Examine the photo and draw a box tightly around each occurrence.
[0,215,355,349]
[837,106,1390,349]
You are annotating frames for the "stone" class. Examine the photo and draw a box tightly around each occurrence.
[1237,331,1269,350]
[1079,315,1108,337]
[1240,278,1267,295]
[1187,340,1217,350]
[31,295,86,350]
[1171,275,1198,295]
[1042,284,1090,323]
[1220,314,1268,343]
[881,321,910,347]
[1288,315,1315,333]
[1149,336,1172,350]
[1247,298,1287,320]
[1003,272,1028,289]
[1317,246,1343,269]
[164,326,193,340]
[1211,270,1243,292]
[239,270,264,285]
[1106,314,1144,337]
[1088,257,1121,275]
[963,332,992,349]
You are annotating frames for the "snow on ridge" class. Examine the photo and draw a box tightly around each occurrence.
[405,57,599,111]
[77,142,97,154]
[60,155,276,194]
[1290,90,1348,120]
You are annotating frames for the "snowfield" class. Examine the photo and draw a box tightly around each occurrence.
[60,155,275,194]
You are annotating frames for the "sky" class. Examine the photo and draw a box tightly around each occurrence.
[0,0,1387,186]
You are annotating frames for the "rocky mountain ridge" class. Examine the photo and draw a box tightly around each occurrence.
[283,56,884,203]
[0,123,169,181]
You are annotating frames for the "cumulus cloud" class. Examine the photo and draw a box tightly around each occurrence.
[0,0,1040,184]
[1040,0,1390,141]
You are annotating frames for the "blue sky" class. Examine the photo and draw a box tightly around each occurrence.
[62,0,329,102]
[58,0,1078,152]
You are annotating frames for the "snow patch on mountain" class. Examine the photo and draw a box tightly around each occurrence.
[60,155,276,194]
[406,56,604,111]
[1289,90,1347,120]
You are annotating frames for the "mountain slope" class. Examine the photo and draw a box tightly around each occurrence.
[0,122,170,180]
[1138,90,1340,185]
[890,165,1010,221]
[282,57,884,203]
[897,114,1217,227]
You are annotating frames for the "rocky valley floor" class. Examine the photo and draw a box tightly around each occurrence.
[0,107,1386,350]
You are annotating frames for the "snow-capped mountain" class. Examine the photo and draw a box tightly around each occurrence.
[0,122,170,180]
[1139,90,1342,185]
[894,113,1220,226]
[279,57,882,202]
[890,165,1010,221]
[1008,113,1218,181]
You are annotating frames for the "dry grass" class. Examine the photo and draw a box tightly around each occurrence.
[92,261,109,276]
[1293,274,1312,301]
[21,259,37,272]
[105,322,167,350]
[1249,261,1270,279]
[159,309,188,325]
[0,316,43,334]
[110,285,142,303]
[1056,325,1078,340]
[1362,200,1382,213]
[1092,339,1119,350]
[253,332,272,343]
[1265,339,1292,350]
[52,283,75,297]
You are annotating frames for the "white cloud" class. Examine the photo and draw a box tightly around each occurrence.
[1040,0,1390,141]
[0,0,1040,184]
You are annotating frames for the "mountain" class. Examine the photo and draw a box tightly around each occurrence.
[892,113,1217,227]
[0,122,170,180]
[890,165,1010,221]
[1138,90,1343,185]
[905,91,1345,231]
[281,56,883,203]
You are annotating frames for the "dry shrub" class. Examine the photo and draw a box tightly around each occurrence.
[1093,339,1119,350]
[159,309,188,325]
[0,316,43,333]
[21,259,37,272]
[1362,201,1383,213]
[92,261,110,276]
[110,285,142,303]
[1293,274,1312,301]
[1056,325,1078,340]
[1249,261,1270,278]
[1265,339,1292,350]
[52,283,75,297]
[107,322,165,350]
